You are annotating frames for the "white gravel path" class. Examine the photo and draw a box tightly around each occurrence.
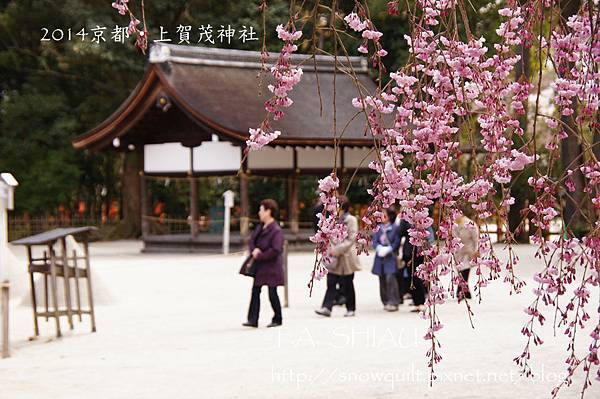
[0,241,598,399]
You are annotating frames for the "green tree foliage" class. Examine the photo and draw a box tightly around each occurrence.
[0,0,290,216]
[0,0,507,221]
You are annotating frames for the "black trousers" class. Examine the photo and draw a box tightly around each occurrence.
[398,264,426,306]
[403,259,426,306]
[322,273,355,311]
[379,273,400,306]
[457,268,471,298]
[409,275,426,306]
[247,285,282,325]
[397,268,410,302]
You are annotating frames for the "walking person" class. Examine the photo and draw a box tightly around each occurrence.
[313,195,345,307]
[243,199,284,328]
[453,214,479,300]
[315,196,361,317]
[372,208,402,311]
[396,217,427,312]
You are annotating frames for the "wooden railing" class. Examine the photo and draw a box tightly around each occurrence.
[8,216,110,242]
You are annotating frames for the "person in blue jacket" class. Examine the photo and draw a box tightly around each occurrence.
[372,207,402,311]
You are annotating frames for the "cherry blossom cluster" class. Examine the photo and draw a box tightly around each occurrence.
[343,8,387,68]
[549,12,600,120]
[114,0,600,395]
[246,128,281,151]
[338,0,597,391]
[245,23,303,152]
[309,174,347,283]
[582,163,600,210]
[250,0,598,393]
[110,0,147,52]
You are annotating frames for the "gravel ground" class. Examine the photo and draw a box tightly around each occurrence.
[0,240,598,399]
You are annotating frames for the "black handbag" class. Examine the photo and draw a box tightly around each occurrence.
[239,255,257,277]
[238,225,264,278]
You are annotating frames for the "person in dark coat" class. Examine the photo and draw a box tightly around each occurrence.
[396,217,427,312]
[372,208,402,311]
[243,199,284,328]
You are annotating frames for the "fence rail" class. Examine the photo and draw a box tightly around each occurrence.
[7,216,110,241]
[141,215,315,236]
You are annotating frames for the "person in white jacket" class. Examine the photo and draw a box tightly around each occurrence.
[452,215,479,300]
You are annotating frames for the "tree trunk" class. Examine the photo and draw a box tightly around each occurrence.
[508,35,531,243]
[559,0,587,235]
[593,126,600,162]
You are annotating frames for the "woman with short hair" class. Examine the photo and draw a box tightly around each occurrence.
[243,199,284,328]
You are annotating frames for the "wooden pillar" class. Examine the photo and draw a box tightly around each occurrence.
[283,241,289,308]
[59,238,74,330]
[140,173,149,237]
[339,145,345,173]
[240,171,250,238]
[339,146,346,191]
[190,175,199,237]
[189,147,199,237]
[289,173,299,235]
[289,148,299,235]
[122,146,143,236]
[47,245,61,338]
[83,241,97,333]
[27,246,39,336]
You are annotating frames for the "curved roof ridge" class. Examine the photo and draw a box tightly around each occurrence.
[72,66,162,149]
[149,43,369,73]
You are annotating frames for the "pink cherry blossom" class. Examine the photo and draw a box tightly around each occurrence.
[275,24,302,41]
[344,12,367,32]
[246,128,281,150]
[362,30,383,40]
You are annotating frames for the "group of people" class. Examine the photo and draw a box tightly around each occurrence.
[241,197,479,327]
[314,202,429,317]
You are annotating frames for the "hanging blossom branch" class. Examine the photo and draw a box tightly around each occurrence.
[305,0,390,290]
[308,174,348,294]
[111,0,599,396]
[111,0,148,53]
[331,0,599,394]
[246,23,304,151]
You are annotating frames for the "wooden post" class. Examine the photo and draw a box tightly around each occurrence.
[43,250,48,321]
[72,250,82,321]
[283,240,289,308]
[27,246,39,336]
[289,173,299,236]
[240,171,250,239]
[140,173,149,237]
[60,238,74,330]
[190,175,199,237]
[339,145,346,184]
[83,242,97,333]
[289,148,299,236]
[122,146,143,236]
[1,280,9,358]
[47,245,61,338]
[496,214,505,243]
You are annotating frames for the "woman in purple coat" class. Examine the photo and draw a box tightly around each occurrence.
[243,199,284,328]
